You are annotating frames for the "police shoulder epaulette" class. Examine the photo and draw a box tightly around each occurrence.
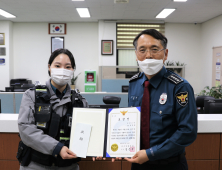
[167,74,183,84]
[129,72,140,82]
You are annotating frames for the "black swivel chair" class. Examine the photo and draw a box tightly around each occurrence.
[89,96,121,108]
[196,96,215,114]
[103,96,121,108]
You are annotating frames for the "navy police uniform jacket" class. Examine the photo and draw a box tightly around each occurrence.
[128,66,197,161]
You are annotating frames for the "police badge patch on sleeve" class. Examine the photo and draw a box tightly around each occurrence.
[176,92,188,107]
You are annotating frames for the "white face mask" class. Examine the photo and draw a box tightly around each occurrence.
[138,59,163,75]
[50,68,74,86]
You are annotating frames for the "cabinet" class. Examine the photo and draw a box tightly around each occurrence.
[80,133,222,170]
[79,160,121,170]
[185,133,220,170]
[1,133,221,170]
[0,133,20,170]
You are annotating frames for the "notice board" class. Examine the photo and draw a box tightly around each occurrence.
[212,46,222,87]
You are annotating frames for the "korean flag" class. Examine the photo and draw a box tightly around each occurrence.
[50,24,65,34]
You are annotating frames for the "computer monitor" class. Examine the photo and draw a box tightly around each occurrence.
[0,99,1,113]
[89,104,119,108]
[204,99,222,113]
[122,86,129,93]
[125,72,137,78]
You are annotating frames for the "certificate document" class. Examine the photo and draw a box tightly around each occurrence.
[69,107,140,158]
[106,107,140,158]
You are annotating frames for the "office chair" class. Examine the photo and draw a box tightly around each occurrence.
[103,96,121,105]
[89,96,121,108]
[196,96,215,114]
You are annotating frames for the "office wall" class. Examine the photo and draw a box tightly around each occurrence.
[201,14,222,90]
[13,22,98,92]
[98,21,116,66]
[2,20,216,93]
[165,23,202,93]
[0,21,13,91]
[99,21,202,93]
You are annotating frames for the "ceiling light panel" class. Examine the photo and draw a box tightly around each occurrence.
[156,9,175,18]
[72,0,85,1]
[76,8,90,18]
[114,0,129,3]
[0,9,16,18]
[173,0,187,2]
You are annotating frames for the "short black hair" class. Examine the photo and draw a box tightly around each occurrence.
[133,29,168,50]
[48,48,76,76]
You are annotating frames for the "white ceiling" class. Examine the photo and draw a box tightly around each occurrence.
[0,0,222,23]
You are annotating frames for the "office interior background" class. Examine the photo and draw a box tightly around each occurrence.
[2,1,222,170]
[0,0,222,93]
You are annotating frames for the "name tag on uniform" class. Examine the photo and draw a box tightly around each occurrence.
[69,117,72,127]
[36,122,47,128]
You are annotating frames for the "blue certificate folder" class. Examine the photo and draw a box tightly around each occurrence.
[105,107,141,158]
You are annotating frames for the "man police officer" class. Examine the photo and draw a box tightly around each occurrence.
[124,29,197,170]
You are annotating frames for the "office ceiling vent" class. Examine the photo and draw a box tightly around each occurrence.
[114,0,129,3]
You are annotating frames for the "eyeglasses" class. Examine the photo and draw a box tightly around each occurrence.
[136,48,165,57]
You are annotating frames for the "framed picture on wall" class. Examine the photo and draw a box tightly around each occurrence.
[49,23,66,35]
[0,58,5,65]
[101,40,113,55]
[0,47,6,56]
[0,33,5,45]
[51,37,64,53]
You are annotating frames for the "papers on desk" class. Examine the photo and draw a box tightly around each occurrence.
[69,107,141,158]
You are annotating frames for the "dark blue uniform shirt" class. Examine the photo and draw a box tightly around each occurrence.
[128,66,197,161]
[51,82,67,99]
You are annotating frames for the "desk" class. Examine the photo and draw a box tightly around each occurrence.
[0,92,128,113]
[0,114,222,170]
[0,114,20,169]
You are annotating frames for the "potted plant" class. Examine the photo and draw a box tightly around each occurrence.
[175,61,185,73]
[71,72,81,90]
[164,60,174,71]
[198,85,222,99]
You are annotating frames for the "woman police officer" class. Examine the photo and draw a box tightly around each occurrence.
[18,48,88,170]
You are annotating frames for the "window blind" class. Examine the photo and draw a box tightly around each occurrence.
[118,49,138,72]
[117,23,165,49]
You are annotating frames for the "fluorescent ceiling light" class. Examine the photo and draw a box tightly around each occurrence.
[72,0,85,1]
[156,9,175,18]
[174,0,187,1]
[0,9,16,18]
[76,8,90,18]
